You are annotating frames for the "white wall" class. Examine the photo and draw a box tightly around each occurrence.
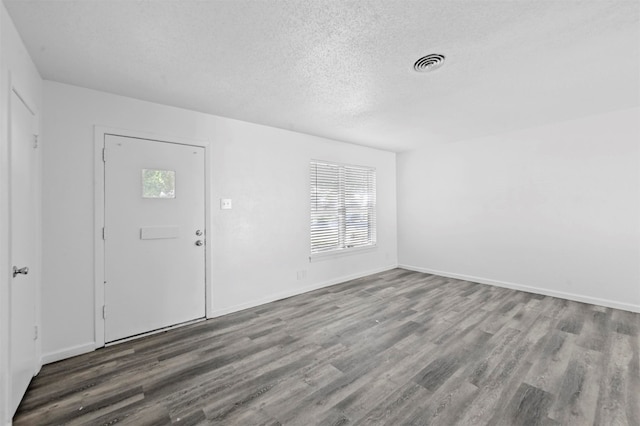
[0,3,43,424]
[41,81,397,362]
[398,108,640,312]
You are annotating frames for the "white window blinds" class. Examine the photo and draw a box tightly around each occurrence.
[310,161,376,255]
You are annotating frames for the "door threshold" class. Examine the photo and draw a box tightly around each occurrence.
[105,317,206,346]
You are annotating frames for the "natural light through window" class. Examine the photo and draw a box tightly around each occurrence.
[142,169,176,199]
[310,160,376,256]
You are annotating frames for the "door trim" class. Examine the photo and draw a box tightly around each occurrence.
[93,126,212,348]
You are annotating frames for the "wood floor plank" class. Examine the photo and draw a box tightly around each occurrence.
[595,330,639,425]
[13,268,640,425]
[500,383,555,426]
[547,347,602,425]
[354,382,431,425]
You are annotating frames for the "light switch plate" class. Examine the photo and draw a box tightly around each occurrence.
[220,198,232,210]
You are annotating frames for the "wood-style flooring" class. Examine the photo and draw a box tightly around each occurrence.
[14,269,640,425]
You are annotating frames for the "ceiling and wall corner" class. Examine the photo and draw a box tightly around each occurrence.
[3,0,639,152]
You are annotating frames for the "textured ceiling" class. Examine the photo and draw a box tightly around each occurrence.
[4,0,639,152]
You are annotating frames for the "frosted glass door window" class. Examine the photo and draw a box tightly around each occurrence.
[142,169,175,198]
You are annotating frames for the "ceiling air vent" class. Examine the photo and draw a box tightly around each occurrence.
[413,54,445,73]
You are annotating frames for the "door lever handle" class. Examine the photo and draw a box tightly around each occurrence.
[13,266,29,278]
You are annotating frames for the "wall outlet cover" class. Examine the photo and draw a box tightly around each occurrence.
[220,198,232,209]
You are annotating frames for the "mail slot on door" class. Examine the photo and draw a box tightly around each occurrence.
[140,226,180,240]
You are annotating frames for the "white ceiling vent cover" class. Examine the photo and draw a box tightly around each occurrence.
[413,54,446,72]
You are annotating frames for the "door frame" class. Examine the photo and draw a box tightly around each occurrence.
[93,127,212,348]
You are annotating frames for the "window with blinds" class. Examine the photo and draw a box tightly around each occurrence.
[310,161,376,255]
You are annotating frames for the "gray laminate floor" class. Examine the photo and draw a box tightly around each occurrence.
[14,269,640,425]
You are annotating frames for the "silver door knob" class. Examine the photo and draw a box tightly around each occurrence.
[195,240,203,246]
[13,266,29,278]
[195,230,203,236]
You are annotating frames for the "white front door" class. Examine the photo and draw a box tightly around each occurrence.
[10,91,38,415]
[104,135,206,343]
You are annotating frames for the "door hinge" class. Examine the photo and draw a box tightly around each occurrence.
[102,227,106,240]
[102,147,107,162]
[33,135,39,149]
[34,325,38,340]
[102,305,107,319]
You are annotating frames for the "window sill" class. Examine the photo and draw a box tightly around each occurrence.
[309,245,377,262]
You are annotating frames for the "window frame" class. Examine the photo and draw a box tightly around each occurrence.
[309,159,377,260]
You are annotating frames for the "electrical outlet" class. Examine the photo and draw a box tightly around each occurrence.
[220,198,232,210]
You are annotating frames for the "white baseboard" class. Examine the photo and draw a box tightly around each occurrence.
[42,342,96,365]
[208,264,398,318]
[399,264,640,313]
[39,265,398,366]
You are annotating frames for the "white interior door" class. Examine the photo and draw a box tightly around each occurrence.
[104,135,206,343]
[10,91,38,415]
